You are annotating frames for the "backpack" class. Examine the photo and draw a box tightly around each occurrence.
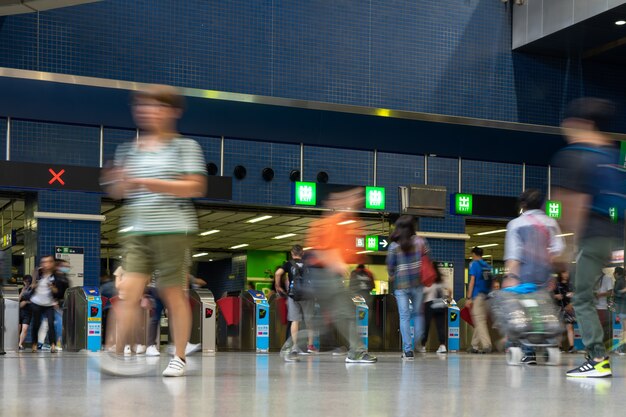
[566,145,626,221]
[350,270,374,293]
[288,260,312,301]
[482,269,494,282]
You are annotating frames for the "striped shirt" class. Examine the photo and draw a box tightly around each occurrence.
[504,209,564,286]
[114,137,207,234]
[386,236,430,290]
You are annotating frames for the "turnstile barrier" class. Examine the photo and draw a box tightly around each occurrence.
[63,286,102,352]
[189,288,217,354]
[0,286,19,353]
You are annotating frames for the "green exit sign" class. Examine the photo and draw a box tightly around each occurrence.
[546,200,562,219]
[365,186,385,210]
[294,182,317,206]
[610,207,619,224]
[455,193,473,215]
[365,235,379,251]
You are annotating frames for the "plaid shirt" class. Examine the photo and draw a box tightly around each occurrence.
[386,236,429,290]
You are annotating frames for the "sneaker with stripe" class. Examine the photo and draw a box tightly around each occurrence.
[162,356,186,377]
[566,356,611,378]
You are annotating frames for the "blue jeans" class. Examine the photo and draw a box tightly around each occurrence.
[394,287,424,353]
[54,308,63,345]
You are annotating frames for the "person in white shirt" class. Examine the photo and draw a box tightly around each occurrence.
[594,272,614,344]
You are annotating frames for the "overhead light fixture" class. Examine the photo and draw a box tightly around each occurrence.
[21,252,25,255]
[483,255,493,258]
[356,250,373,254]
[474,229,507,236]
[616,20,626,26]
[303,247,314,251]
[556,233,574,238]
[209,259,214,262]
[230,244,249,249]
[247,215,273,223]
[119,226,134,233]
[477,243,499,248]
[192,252,209,258]
[337,220,357,225]
[273,233,297,240]
[200,229,220,236]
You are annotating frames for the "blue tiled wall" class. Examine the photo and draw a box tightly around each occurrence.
[376,152,425,213]
[188,135,221,174]
[38,190,101,214]
[224,138,300,206]
[525,165,549,196]
[303,145,374,186]
[103,128,136,165]
[0,118,6,160]
[462,160,523,198]
[36,191,101,286]
[10,120,99,167]
[2,1,624,129]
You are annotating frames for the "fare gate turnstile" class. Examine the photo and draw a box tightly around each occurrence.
[216,290,269,352]
[613,313,623,352]
[447,304,461,352]
[268,294,289,352]
[0,286,19,354]
[63,286,102,352]
[353,295,369,350]
[189,289,217,354]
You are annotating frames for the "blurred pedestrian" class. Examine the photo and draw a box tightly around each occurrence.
[552,98,624,378]
[303,188,377,363]
[466,247,493,354]
[554,271,576,353]
[420,261,450,354]
[387,215,429,360]
[101,85,207,377]
[18,275,33,351]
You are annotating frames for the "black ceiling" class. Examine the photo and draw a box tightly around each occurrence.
[516,3,626,65]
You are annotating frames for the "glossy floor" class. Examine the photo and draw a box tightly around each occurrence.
[1,351,625,417]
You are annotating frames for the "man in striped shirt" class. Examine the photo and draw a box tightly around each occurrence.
[101,85,207,377]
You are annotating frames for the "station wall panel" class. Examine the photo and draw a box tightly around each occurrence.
[10,120,99,167]
[2,1,623,130]
[302,145,374,187]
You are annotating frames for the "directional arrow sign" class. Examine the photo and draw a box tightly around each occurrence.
[358,235,390,251]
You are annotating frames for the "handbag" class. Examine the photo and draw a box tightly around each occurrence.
[430,286,448,310]
[420,255,437,287]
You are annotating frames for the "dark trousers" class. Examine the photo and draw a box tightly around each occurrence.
[421,301,446,346]
[31,304,56,346]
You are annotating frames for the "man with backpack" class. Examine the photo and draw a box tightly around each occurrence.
[275,245,317,362]
[466,247,493,354]
[553,98,624,378]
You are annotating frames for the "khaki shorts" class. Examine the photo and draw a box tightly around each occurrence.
[121,234,192,288]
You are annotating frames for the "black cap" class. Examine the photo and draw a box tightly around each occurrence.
[564,98,616,132]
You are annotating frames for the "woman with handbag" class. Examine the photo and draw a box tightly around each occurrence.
[387,215,432,361]
[420,263,451,354]
[18,275,34,351]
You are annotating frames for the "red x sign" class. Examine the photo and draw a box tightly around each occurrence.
[49,168,66,185]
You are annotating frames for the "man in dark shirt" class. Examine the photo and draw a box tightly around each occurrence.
[552,98,624,378]
[274,245,316,361]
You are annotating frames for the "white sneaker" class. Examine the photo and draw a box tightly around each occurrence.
[135,344,147,355]
[146,345,160,357]
[417,346,427,353]
[162,356,186,377]
[185,342,201,356]
[167,342,202,356]
[124,345,132,356]
[437,345,447,354]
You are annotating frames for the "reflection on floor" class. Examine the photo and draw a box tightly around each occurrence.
[1,352,625,417]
